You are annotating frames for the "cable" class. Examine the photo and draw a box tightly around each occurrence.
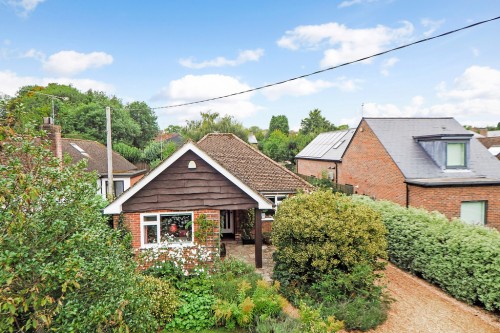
[151,15,500,110]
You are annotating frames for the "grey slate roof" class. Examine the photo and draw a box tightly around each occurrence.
[295,129,355,161]
[364,118,500,183]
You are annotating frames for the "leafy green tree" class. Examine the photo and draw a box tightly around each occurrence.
[182,111,249,142]
[268,115,289,136]
[0,126,157,332]
[5,84,159,150]
[262,130,290,162]
[128,101,159,148]
[165,124,183,133]
[299,109,338,135]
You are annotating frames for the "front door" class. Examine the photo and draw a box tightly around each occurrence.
[221,210,234,233]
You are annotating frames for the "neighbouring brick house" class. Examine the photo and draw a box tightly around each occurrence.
[338,117,500,230]
[42,119,146,198]
[296,129,355,181]
[104,133,311,267]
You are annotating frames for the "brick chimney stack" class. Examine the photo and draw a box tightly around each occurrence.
[41,117,62,160]
[479,128,488,137]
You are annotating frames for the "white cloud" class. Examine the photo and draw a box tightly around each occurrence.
[262,77,362,101]
[421,18,445,37]
[338,0,378,9]
[277,21,413,68]
[21,48,45,61]
[153,74,262,126]
[42,50,113,76]
[3,0,45,16]
[358,66,500,127]
[380,57,399,76]
[179,49,264,69]
[0,70,115,96]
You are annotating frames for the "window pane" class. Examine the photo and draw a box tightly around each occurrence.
[460,201,485,225]
[114,181,125,196]
[447,143,465,167]
[143,225,158,244]
[144,215,158,222]
[160,214,192,243]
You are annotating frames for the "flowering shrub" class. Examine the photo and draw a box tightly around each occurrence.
[138,233,215,276]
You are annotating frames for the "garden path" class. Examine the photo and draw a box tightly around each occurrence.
[223,241,500,333]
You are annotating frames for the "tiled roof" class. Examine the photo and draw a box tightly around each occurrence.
[61,138,143,176]
[197,133,312,193]
[295,129,355,161]
[364,117,500,180]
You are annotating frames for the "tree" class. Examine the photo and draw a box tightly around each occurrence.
[268,115,289,136]
[128,101,159,148]
[182,111,249,142]
[299,109,337,135]
[5,84,159,150]
[0,126,157,332]
[262,130,290,162]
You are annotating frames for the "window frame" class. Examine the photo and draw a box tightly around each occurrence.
[445,142,467,169]
[460,200,487,226]
[140,211,194,248]
[262,194,288,221]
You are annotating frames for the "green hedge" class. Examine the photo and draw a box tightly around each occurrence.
[353,196,500,311]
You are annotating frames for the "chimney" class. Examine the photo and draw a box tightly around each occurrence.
[41,117,62,160]
[479,128,488,137]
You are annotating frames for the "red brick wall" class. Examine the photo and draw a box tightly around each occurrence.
[296,158,337,179]
[408,185,500,230]
[113,209,220,249]
[340,120,407,205]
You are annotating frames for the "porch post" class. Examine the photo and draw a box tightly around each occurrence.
[255,209,262,268]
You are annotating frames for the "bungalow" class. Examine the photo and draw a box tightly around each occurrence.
[103,133,311,267]
[41,118,146,198]
[343,117,500,229]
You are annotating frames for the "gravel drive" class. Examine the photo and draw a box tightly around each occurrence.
[225,241,500,333]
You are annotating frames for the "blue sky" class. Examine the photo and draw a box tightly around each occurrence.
[1,0,500,130]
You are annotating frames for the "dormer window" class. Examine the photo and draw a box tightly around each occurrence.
[446,142,466,168]
[414,134,472,171]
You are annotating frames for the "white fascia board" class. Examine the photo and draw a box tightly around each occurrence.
[103,142,272,214]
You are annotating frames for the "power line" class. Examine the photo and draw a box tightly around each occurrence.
[151,15,500,110]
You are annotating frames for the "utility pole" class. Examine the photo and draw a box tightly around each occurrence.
[106,106,114,199]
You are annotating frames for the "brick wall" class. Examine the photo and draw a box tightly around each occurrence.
[113,209,221,250]
[340,120,407,205]
[296,158,337,179]
[408,184,500,230]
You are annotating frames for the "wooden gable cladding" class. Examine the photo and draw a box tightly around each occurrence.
[122,150,258,212]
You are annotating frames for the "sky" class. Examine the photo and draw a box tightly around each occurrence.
[1,0,500,130]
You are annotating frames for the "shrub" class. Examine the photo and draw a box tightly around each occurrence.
[165,273,216,331]
[272,191,387,292]
[0,128,156,332]
[141,276,179,326]
[353,195,500,311]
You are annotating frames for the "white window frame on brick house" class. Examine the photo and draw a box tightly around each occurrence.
[140,212,194,248]
[262,194,289,221]
[460,201,486,226]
